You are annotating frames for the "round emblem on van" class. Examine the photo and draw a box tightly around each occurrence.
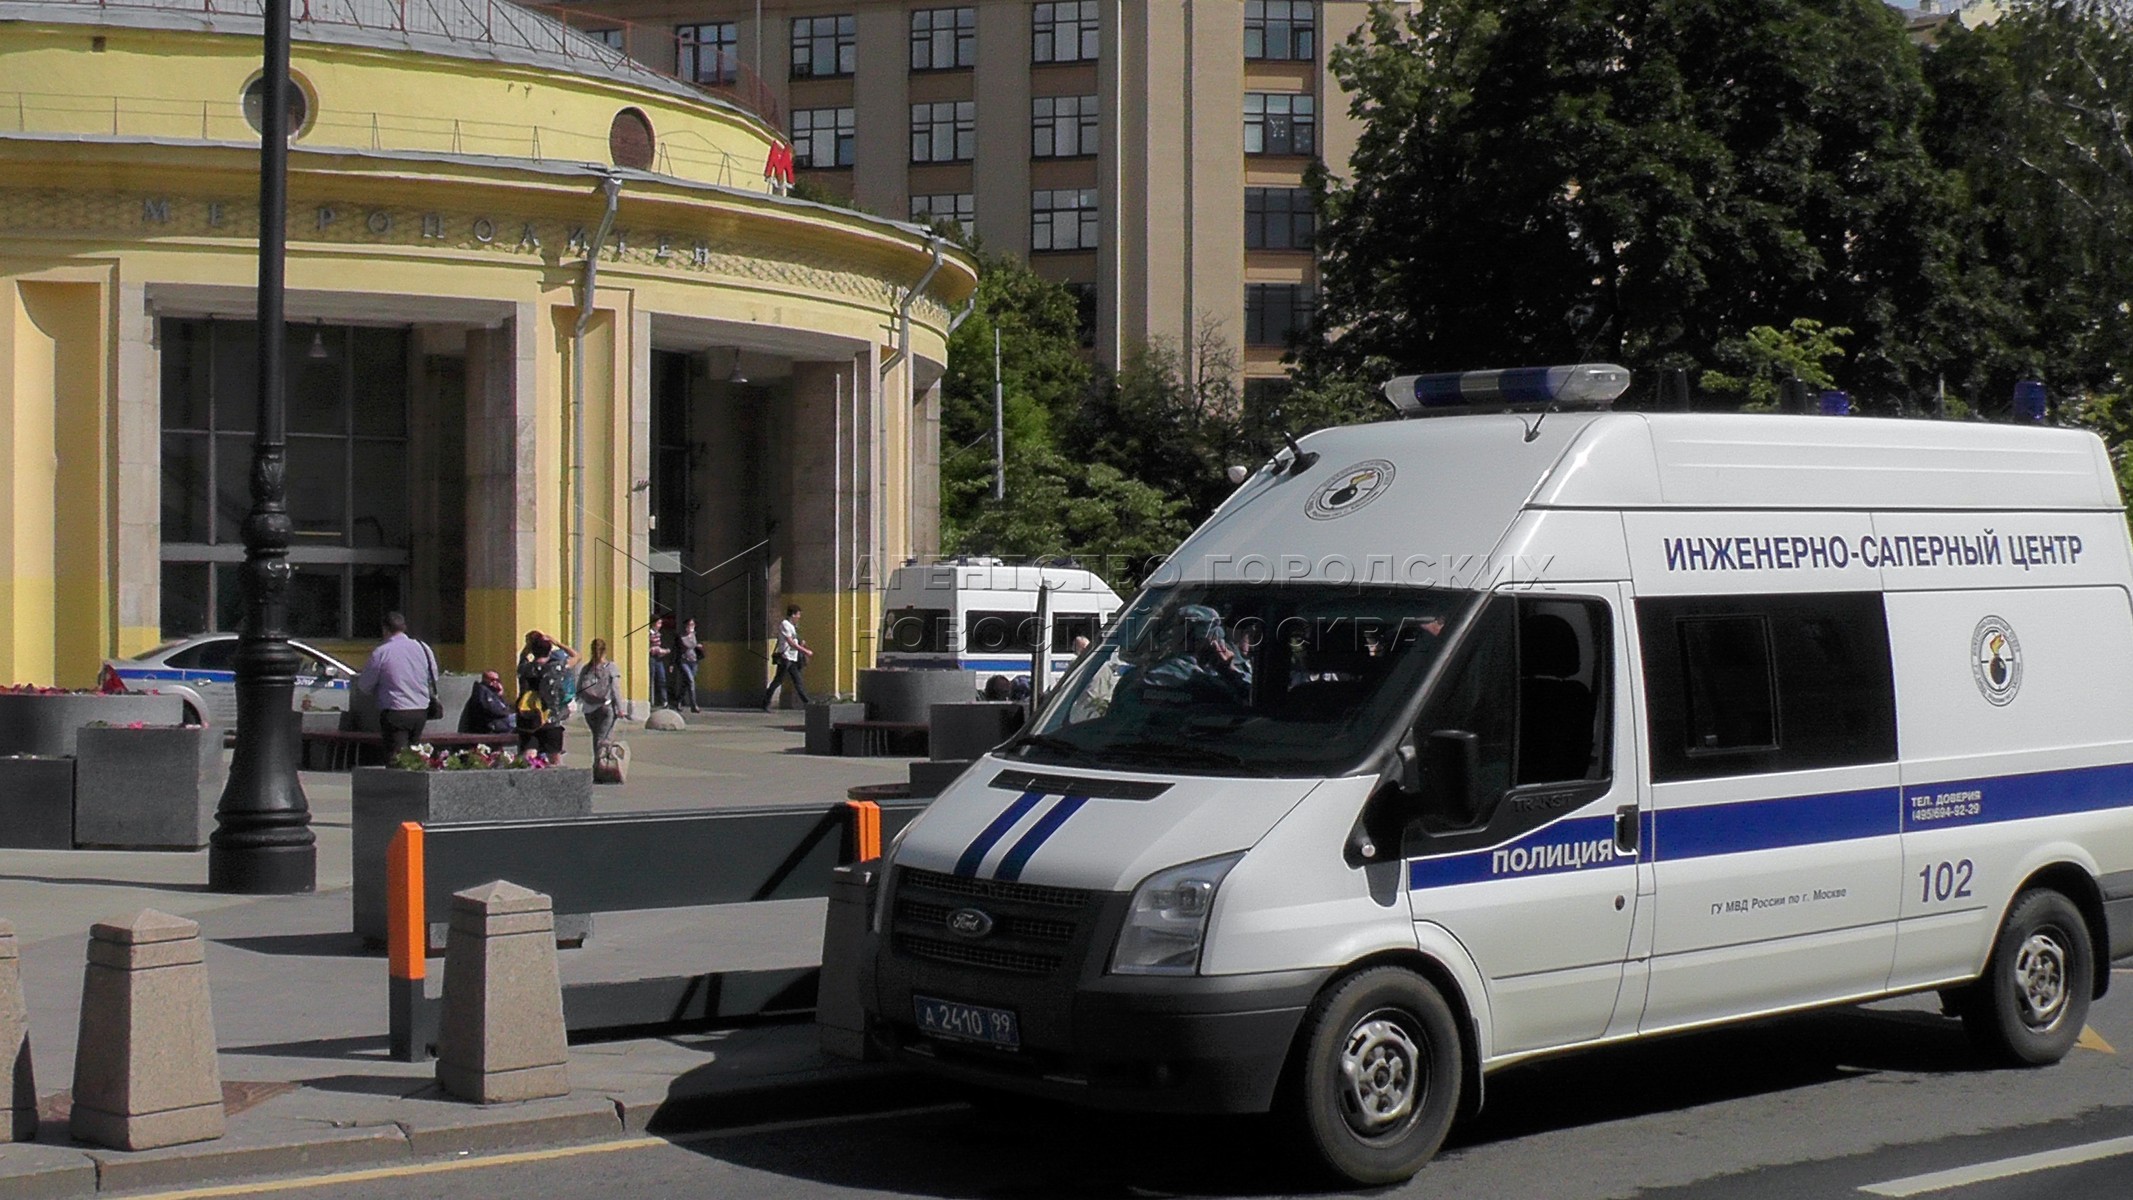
[1971,615,2023,707]
[1306,460,1396,521]
[946,908,995,939]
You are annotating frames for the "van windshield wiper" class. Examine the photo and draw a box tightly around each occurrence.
[1012,733,1088,760]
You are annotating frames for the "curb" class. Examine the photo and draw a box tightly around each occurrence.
[0,1063,931,1198]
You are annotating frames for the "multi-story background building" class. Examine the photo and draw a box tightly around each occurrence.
[557,0,1377,396]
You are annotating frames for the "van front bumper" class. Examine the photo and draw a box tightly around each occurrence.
[863,929,1325,1114]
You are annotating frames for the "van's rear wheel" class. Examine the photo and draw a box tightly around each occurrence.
[1283,967,1460,1186]
[1962,888,2092,1066]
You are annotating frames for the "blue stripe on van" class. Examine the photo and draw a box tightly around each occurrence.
[1407,764,2133,892]
[955,790,1046,878]
[1902,761,2133,830]
[1408,814,1624,889]
[1658,786,1899,860]
[993,795,1088,882]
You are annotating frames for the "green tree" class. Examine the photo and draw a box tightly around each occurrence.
[1307,0,1960,406]
[1923,1,2133,412]
[1701,318,1854,409]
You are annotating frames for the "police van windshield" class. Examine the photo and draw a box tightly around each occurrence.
[1013,584,1478,777]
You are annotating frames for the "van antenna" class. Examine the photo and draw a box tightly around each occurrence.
[1272,409,1318,475]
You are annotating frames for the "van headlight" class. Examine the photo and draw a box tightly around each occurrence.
[1109,853,1243,976]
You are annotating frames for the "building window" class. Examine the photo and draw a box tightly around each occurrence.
[158,318,410,639]
[677,22,737,85]
[911,193,976,238]
[1244,92,1316,156]
[911,7,977,70]
[1245,187,1316,250]
[791,107,855,167]
[1245,0,1316,61]
[1032,1,1099,64]
[1032,188,1099,251]
[790,14,857,79]
[1064,281,1098,347]
[910,101,977,163]
[589,27,624,51]
[1031,95,1099,158]
[1245,283,1316,345]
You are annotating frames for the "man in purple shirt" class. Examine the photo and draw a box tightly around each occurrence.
[354,611,439,757]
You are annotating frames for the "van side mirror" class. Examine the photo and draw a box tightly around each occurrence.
[1394,739,1422,794]
[1423,729,1486,825]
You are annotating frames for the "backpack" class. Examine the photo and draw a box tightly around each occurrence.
[514,687,548,732]
[537,656,570,721]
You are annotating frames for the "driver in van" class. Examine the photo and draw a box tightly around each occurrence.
[1130,604,1254,704]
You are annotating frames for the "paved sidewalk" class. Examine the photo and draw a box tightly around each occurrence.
[0,712,920,1198]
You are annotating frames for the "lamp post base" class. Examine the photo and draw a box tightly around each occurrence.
[207,842,317,895]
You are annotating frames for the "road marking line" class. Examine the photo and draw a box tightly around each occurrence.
[1859,1134,2133,1196]
[120,1103,965,1199]
[2078,1025,2116,1054]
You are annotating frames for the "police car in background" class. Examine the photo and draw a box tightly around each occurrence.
[833,364,2133,1185]
[877,558,1123,692]
[101,633,355,726]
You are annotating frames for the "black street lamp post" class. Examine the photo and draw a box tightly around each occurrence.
[210,1,316,894]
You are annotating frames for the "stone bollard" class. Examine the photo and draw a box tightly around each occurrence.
[70,910,224,1150]
[435,882,569,1104]
[3,919,35,1141]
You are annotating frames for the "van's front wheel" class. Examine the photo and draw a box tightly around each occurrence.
[1962,888,2093,1066]
[1284,967,1460,1186]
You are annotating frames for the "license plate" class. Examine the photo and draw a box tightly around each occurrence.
[913,995,1021,1048]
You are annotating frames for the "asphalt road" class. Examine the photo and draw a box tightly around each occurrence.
[134,968,2133,1200]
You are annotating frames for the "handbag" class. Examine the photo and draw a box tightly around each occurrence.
[423,643,444,720]
[593,739,630,785]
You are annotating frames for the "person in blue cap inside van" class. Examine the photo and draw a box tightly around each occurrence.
[1126,603,1254,705]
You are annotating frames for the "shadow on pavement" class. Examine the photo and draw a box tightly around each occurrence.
[296,1074,442,1099]
[215,931,376,957]
[667,1006,1983,1199]
[0,873,209,893]
[223,1034,395,1061]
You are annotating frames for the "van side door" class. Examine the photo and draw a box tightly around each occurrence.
[1634,591,1903,1032]
[1405,587,1642,1056]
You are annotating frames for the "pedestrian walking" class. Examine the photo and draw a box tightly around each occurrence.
[648,616,672,710]
[763,603,813,710]
[674,617,703,712]
[354,611,440,758]
[578,637,621,746]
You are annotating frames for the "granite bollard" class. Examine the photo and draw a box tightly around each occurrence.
[2,919,34,1141]
[69,910,224,1150]
[435,882,569,1104]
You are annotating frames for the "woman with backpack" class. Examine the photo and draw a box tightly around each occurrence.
[514,633,574,761]
[577,638,621,747]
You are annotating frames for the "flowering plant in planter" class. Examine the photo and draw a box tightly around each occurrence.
[386,743,549,771]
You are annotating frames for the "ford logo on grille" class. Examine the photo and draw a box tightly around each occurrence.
[947,907,995,939]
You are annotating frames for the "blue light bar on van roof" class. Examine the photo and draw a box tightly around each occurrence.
[1381,363,1632,417]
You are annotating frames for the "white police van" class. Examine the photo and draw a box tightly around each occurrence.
[838,364,2133,1184]
[877,558,1123,690]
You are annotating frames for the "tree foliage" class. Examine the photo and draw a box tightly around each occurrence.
[1309,0,1969,408]
[1925,1,2133,407]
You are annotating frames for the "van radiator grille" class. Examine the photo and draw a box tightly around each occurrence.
[896,867,1090,910]
[890,867,1099,978]
[894,935,1062,976]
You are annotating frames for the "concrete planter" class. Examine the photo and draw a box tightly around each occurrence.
[804,703,866,755]
[351,766,594,947]
[0,756,74,849]
[0,694,185,758]
[856,669,972,724]
[73,725,222,850]
[929,702,1025,761]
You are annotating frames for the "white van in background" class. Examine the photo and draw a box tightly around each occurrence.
[837,365,2133,1186]
[877,558,1123,691]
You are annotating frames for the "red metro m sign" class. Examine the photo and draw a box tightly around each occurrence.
[764,142,795,193]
